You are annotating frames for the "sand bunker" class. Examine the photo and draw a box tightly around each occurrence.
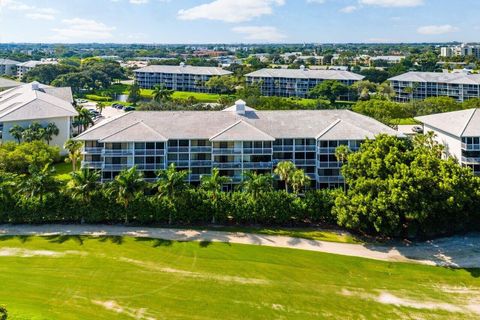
[0,247,85,258]
[91,300,156,320]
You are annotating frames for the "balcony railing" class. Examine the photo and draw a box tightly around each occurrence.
[103,149,133,156]
[462,143,480,151]
[134,149,165,156]
[212,148,242,155]
[189,174,210,181]
[168,147,190,153]
[317,176,345,183]
[103,164,131,171]
[81,161,103,169]
[273,145,294,152]
[135,163,165,170]
[461,156,480,164]
[190,146,212,153]
[190,160,212,167]
[294,145,316,151]
[168,160,190,167]
[317,161,343,168]
[243,148,273,154]
[243,162,273,169]
[294,159,317,166]
[213,162,242,169]
[82,147,103,154]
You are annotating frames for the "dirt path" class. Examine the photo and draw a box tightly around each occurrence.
[0,224,478,268]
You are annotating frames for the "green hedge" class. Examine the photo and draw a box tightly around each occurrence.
[85,94,112,102]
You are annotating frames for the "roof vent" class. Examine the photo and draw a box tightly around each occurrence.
[31,82,40,90]
[234,99,246,115]
[180,62,186,67]
[300,65,306,71]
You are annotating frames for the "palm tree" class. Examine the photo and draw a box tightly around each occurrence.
[274,161,296,193]
[9,125,24,143]
[19,164,59,202]
[96,102,105,115]
[43,123,59,145]
[21,122,44,142]
[0,171,17,203]
[241,171,273,198]
[152,84,173,102]
[335,145,352,164]
[110,166,145,224]
[156,163,189,225]
[64,139,83,171]
[290,169,311,195]
[68,168,101,204]
[200,168,231,224]
[76,108,94,133]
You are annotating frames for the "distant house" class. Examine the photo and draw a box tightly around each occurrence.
[0,82,78,154]
[0,59,20,76]
[134,63,233,92]
[245,66,364,98]
[415,108,480,176]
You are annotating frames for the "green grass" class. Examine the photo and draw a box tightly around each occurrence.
[194,226,362,244]
[53,162,73,182]
[0,235,478,319]
[391,117,419,125]
[139,89,224,102]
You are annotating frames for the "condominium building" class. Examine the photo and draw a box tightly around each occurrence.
[440,44,480,59]
[415,108,480,176]
[0,59,20,76]
[76,100,400,189]
[134,63,233,92]
[0,82,77,154]
[16,59,58,78]
[244,66,364,98]
[389,71,480,102]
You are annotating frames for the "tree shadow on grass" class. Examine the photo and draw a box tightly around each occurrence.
[135,237,173,247]
[45,234,84,245]
[0,235,32,243]
[97,235,124,245]
[199,240,212,248]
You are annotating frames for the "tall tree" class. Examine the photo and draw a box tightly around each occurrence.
[156,163,189,225]
[128,82,141,106]
[274,161,296,193]
[152,84,173,102]
[241,171,273,198]
[19,164,59,202]
[309,80,349,104]
[68,168,100,204]
[290,169,311,194]
[64,139,83,171]
[109,166,145,224]
[8,125,24,143]
[200,168,231,223]
[43,123,59,145]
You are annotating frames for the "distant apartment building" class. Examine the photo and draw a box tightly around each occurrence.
[244,66,364,98]
[16,59,58,78]
[440,44,480,59]
[75,100,400,189]
[416,108,480,176]
[388,71,480,102]
[369,55,405,66]
[0,59,20,76]
[0,82,78,154]
[134,63,233,92]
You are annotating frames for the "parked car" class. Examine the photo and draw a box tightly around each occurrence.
[412,126,423,134]
[124,106,136,112]
[112,103,123,109]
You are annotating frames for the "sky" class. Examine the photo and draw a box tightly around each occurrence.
[0,0,479,44]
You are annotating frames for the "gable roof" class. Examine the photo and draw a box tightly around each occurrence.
[245,68,364,81]
[389,71,480,85]
[210,120,275,142]
[99,121,168,143]
[0,78,22,90]
[317,119,377,140]
[134,65,232,76]
[0,82,77,122]
[415,108,480,137]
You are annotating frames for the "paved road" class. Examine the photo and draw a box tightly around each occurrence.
[0,225,478,268]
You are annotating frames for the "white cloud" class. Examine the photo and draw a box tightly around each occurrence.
[359,0,424,7]
[129,0,149,4]
[417,24,459,35]
[306,0,326,3]
[232,26,286,42]
[340,5,357,13]
[51,18,116,41]
[178,0,285,23]
[26,13,55,20]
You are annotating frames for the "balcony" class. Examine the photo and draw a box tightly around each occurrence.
[317,161,342,168]
[103,164,131,171]
[317,176,345,183]
[243,148,273,154]
[243,162,273,169]
[168,160,190,167]
[81,161,103,169]
[103,149,133,156]
[168,147,190,153]
[294,159,316,166]
[462,143,480,151]
[135,163,165,171]
[189,174,210,181]
[213,162,242,169]
[273,145,294,152]
[190,160,212,167]
[461,156,480,164]
[82,147,103,154]
[134,149,165,156]
[190,146,212,153]
[212,148,242,155]
[294,145,316,151]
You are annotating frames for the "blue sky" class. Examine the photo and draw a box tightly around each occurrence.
[0,0,479,44]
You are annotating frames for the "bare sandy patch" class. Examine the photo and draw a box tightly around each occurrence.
[91,300,156,320]
[119,257,269,285]
[0,247,86,258]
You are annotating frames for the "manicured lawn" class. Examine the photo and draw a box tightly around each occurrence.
[391,117,419,125]
[0,236,478,319]
[53,161,73,182]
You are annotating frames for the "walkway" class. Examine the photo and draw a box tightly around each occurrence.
[0,225,478,268]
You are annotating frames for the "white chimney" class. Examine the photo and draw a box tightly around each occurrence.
[234,99,246,115]
[300,65,306,71]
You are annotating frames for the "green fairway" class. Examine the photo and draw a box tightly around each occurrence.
[0,236,478,319]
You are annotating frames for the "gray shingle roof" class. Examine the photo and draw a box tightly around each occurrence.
[76,106,400,142]
[134,65,232,76]
[388,71,480,85]
[415,108,480,137]
[0,77,22,89]
[245,68,364,81]
[0,82,78,122]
